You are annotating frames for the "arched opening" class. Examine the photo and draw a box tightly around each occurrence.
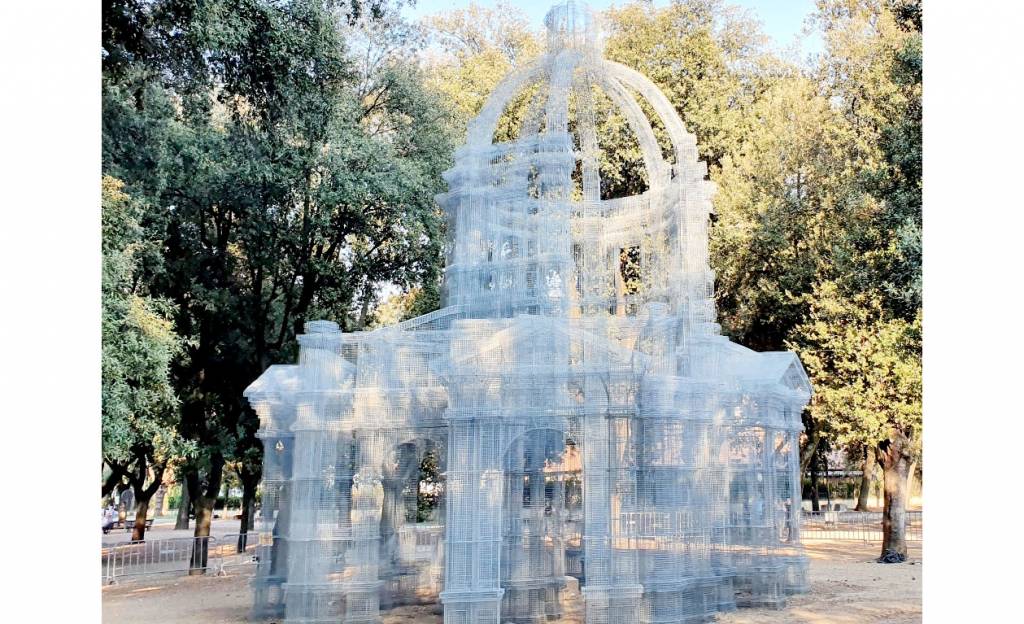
[492,79,548,145]
[379,437,447,608]
[501,428,583,623]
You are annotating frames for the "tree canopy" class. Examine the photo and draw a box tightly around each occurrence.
[102,176,184,466]
[102,0,456,540]
[101,0,923,556]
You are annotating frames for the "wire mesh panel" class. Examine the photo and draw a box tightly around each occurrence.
[243,3,812,623]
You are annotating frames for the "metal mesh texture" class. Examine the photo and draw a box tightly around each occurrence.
[244,4,812,623]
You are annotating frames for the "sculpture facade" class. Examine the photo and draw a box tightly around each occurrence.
[244,4,812,623]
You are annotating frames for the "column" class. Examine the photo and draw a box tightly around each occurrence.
[441,418,504,624]
[344,430,386,624]
[581,398,642,623]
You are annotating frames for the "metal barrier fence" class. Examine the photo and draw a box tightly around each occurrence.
[801,510,922,542]
[104,514,920,584]
[102,532,258,584]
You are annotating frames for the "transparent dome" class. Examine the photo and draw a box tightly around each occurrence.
[438,1,717,333]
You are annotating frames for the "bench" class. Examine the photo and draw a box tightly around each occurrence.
[121,518,154,532]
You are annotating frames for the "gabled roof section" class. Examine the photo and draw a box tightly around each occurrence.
[244,364,300,399]
[721,348,812,396]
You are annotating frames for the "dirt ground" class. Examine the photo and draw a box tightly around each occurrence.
[716,541,922,624]
[102,540,921,624]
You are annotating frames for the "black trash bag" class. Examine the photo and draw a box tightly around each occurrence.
[877,548,906,563]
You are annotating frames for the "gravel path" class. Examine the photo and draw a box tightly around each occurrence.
[102,540,921,624]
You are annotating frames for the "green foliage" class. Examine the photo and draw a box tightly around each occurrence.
[850,26,923,319]
[415,450,442,523]
[790,0,923,456]
[370,284,442,328]
[711,72,866,350]
[215,495,243,510]
[102,0,455,500]
[167,484,182,510]
[423,1,542,131]
[789,281,922,449]
[102,176,186,466]
[603,0,771,171]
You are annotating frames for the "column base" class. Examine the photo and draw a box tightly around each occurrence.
[343,580,384,624]
[582,585,642,624]
[440,589,505,624]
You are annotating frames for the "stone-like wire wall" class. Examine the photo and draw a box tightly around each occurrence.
[243,4,811,624]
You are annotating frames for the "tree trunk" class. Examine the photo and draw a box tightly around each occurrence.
[873,463,883,507]
[175,478,191,530]
[117,489,128,527]
[356,278,373,330]
[809,453,821,512]
[877,431,913,561]
[798,412,819,473]
[129,459,164,542]
[237,471,259,552]
[152,484,168,517]
[190,501,214,574]
[102,462,127,499]
[907,460,919,507]
[855,447,876,511]
[823,455,831,510]
[188,458,224,575]
[131,499,150,541]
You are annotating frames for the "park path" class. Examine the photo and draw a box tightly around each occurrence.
[102,541,922,624]
[102,517,247,546]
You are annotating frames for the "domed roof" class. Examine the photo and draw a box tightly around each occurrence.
[438,2,717,330]
[457,1,707,193]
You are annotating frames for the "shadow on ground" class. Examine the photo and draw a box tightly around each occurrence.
[102,541,922,624]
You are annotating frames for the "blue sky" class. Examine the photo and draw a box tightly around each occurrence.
[403,0,822,57]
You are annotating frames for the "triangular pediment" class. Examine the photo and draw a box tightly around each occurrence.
[779,357,813,395]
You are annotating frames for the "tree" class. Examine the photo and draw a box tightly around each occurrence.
[233,445,261,550]
[812,0,922,320]
[790,282,921,558]
[103,0,454,563]
[415,449,442,523]
[711,72,866,351]
[603,0,771,172]
[602,1,923,553]
[795,0,923,559]
[853,443,877,511]
[370,286,438,328]
[174,473,192,529]
[422,1,542,130]
[101,176,187,541]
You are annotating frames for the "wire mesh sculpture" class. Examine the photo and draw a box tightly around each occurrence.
[244,3,813,623]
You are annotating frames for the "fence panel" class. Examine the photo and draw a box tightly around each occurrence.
[103,513,922,584]
[212,533,259,574]
[800,510,922,542]
[102,536,216,584]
